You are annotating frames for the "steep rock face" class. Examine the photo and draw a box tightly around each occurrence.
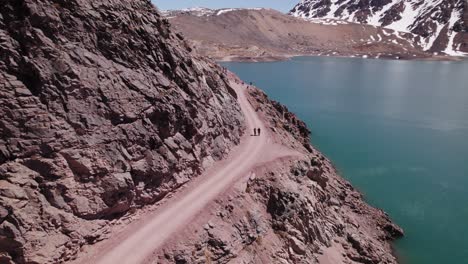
[0,0,244,262]
[291,0,468,55]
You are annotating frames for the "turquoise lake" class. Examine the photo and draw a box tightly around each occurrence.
[222,57,468,264]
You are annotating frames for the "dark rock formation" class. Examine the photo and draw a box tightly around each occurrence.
[0,0,244,262]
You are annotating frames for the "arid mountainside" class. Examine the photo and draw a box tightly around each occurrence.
[291,0,468,56]
[1,1,402,263]
[162,8,445,61]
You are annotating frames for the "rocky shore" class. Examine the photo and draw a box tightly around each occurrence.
[1,0,402,263]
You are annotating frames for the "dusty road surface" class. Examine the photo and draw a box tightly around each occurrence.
[74,77,301,264]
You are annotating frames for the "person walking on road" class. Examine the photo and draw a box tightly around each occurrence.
[253,128,257,136]
[258,128,261,136]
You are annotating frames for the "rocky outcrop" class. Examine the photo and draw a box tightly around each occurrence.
[154,86,403,264]
[291,0,468,56]
[0,0,244,262]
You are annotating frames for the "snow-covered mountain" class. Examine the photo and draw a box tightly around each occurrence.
[290,0,468,56]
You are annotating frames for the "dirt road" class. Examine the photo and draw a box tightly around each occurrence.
[76,79,300,264]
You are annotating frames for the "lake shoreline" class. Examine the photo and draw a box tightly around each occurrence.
[216,53,465,63]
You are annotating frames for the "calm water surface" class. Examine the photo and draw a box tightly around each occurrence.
[223,57,468,264]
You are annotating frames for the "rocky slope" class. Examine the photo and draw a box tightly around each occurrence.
[0,0,402,263]
[163,8,435,61]
[0,0,244,262]
[153,77,404,264]
[291,0,468,56]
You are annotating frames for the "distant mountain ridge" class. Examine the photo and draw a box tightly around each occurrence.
[161,7,266,18]
[163,7,433,61]
[290,0,468,56]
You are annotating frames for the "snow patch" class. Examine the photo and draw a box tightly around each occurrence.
[182,7,216,16]
[216,8,264,16]
[216,8,236,16]
[385,1,420,33]
[443,9,468,56]
[382,30,392,37]
[367,0,399,26]
[304,18,350,26]
[162,7,266,17]
[421,22,444,51]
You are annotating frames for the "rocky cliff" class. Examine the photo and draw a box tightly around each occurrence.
[153,80,404,264]
[0,1,402,263]
[291,0,468,56]
[0,0,244,262]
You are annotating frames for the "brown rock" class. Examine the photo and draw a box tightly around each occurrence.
[0,206,9,220]
[290,236,307,255]
[307,168,329,188]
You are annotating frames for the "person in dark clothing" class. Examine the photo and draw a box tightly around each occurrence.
[258,128,261,136]
[253,128,257,136]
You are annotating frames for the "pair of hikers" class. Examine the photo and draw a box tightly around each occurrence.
[253,128,261,136]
